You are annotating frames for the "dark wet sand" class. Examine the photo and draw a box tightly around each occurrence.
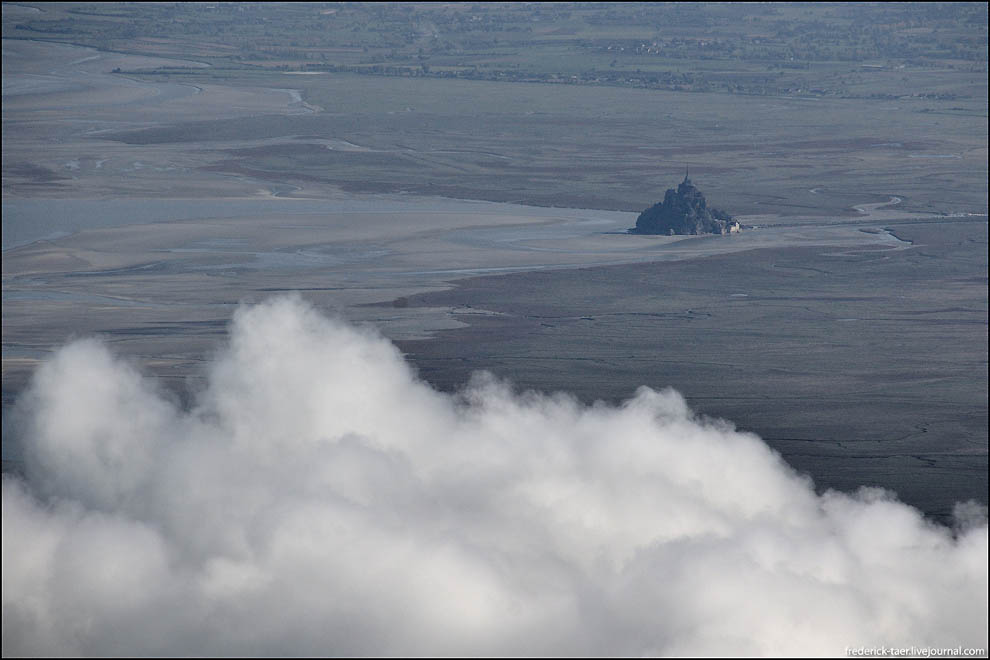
[397,218,989,522]
[3,39,986,523]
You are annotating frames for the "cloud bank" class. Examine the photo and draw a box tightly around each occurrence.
[3,295,987,656]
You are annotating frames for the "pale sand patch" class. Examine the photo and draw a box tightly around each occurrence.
[3,201,921,348]
[3,39,327,199]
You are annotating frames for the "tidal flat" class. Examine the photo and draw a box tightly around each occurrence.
[3,28,987,521]
[397,218,988,520]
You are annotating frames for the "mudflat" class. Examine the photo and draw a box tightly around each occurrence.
[3,34,986,521]
[397,219,988,520]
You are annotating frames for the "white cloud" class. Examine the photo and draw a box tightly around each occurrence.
[3,295,987,656]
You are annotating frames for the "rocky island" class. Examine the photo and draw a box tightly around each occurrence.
[631,171,740,235]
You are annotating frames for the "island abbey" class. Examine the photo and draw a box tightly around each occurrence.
[631,169,740,235]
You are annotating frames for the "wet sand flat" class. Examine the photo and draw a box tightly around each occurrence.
[3,197,924,398]
[397,218,989,521]
[3,38,986,522]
